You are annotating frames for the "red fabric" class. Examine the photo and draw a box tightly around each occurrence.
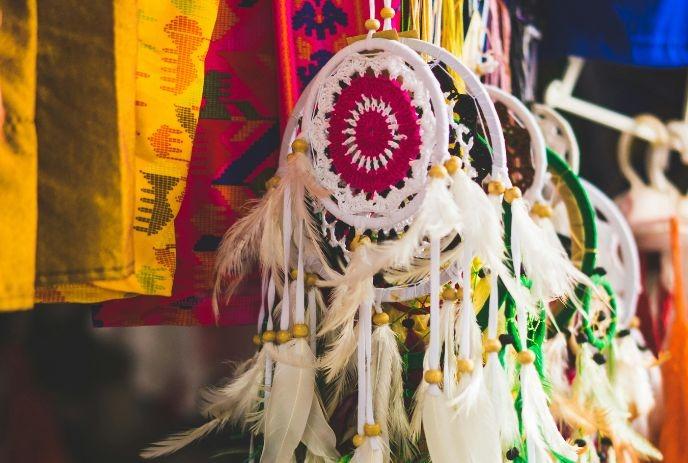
[94,1,401,327]
[328,74,421,193]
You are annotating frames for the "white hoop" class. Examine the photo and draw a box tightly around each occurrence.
[299,38,449,231]
[532,103,580,174]
[485,85,547,202]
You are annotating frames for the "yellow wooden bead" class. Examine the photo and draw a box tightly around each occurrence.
[517,349,536,365]
[380,6,395,19]
[349,235,371,252]
[442,286,457,301]
[424,369,443,384]
[456,358,474,374]
[576,445,588,456]
[372,312,390,326]
[364,423,382,437]
[293,323,309,338]
[504,187,522,204]
[305,273,318,287]
[444,156,462,175]
[276,330,292,344]
[265,175,280,190]
[364,18,380,31]
[291,138,309,153]
[487,180,506,195]
[428,164,448,179]
[484,338,502,354]
[261,330,276,343]
[455,286,463,300]
[630,316,641,329]
[531,202,553,218]
[352,434,364,448]
[252,334,262,346]
[289,268,298,280]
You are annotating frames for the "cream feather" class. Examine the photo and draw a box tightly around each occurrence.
[140,416,231,459]
[543,332,571,396]
[351,437,385,463]
[422,389,464,463]
[511,198,593,305]
[261,339,316,463]
[612,334,655,423]
[301,392,340,463]
[484,354,520,452]
[520,362,578,463]
[371,323,415,461]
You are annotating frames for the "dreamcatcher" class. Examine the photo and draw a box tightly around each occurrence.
[141,3,662,463]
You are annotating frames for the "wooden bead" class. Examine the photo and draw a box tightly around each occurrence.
[504,187,522,204]
[261,330,276,343]
[444,156,462,175]
[292,324,309,338]
[428,164,448,179]
[276,330,292,344]
[291,138,309,153]
[364,423,381,437]
[352,434,364,448]
[424,369,443,384]
[441,286,457,301]
[364,18,380,31]
[456,358,474,374]
[265,175,280,190]
[517,349,536,365]
[487,180,505,195]
[484,338,502,354]
[252,334,262,346]
[289,268,298,280]
[372,312,390,326]
[349,235,371,252]
[630,316,641,329]
[531,202,553,218]
[305,273,318,287]
[380,6,395,19]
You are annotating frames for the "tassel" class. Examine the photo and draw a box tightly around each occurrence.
[449,248,502,463]
[659,217,688,463]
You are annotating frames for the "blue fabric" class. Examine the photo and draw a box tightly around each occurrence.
[543,0,688,67]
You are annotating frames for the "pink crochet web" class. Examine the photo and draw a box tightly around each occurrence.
[327,74,421,195]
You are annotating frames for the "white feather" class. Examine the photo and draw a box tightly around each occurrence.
[140,417,231,459]
[511,198,592,304]
[543,332,571,396]
[351,436,385,463]
[301,393,340,463]
[484,354,520,452]
[262,339,316,463]
[612,334,655,422]
[422,389,464,463]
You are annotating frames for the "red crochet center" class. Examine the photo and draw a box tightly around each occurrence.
[327,74,422,194]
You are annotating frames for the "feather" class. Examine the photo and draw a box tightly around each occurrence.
[200,349,266,422]
[612,334,655,424]
[301,393,340,463]
[511,198,593,304]
[318,279,373,339]
[262,339,316,463]
[484,354,520,452]
[351,437,385,463]
[422,389,464,463]
[543,332,570,396]
[520,362,578,462]
[371,323,415,461]
[140,417,231,459]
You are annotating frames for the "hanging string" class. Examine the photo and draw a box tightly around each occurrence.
[428,238,442,394]
[382,0,393,31]
[280,185,292,331]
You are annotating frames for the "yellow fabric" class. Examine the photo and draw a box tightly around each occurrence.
[34,0,137,286]
[37,0,218,302]
[0,0,38,310]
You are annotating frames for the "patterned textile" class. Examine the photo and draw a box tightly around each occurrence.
[37,0,218,303]
[0,0,38,310]
[94,0,400,326]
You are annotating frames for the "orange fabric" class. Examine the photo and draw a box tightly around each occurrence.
[659,217,688,462]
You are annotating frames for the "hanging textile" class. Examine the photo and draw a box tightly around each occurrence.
[543,0,688,67]
[0,0,38,311]
[37,0,218,303]
[34,0,137,287]
[93,0,400,327]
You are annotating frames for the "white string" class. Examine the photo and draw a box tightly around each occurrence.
[308,288,317,352]
[363,298,374,425]
[295,220,305,324]
[265,275,276,398]
[428,238,441,395]
[257,270,268,333]
[280,185,292,330]
[367,0,376,39]
[383,0,393,30]
[357,302,366,435]
[459,246,473,359]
